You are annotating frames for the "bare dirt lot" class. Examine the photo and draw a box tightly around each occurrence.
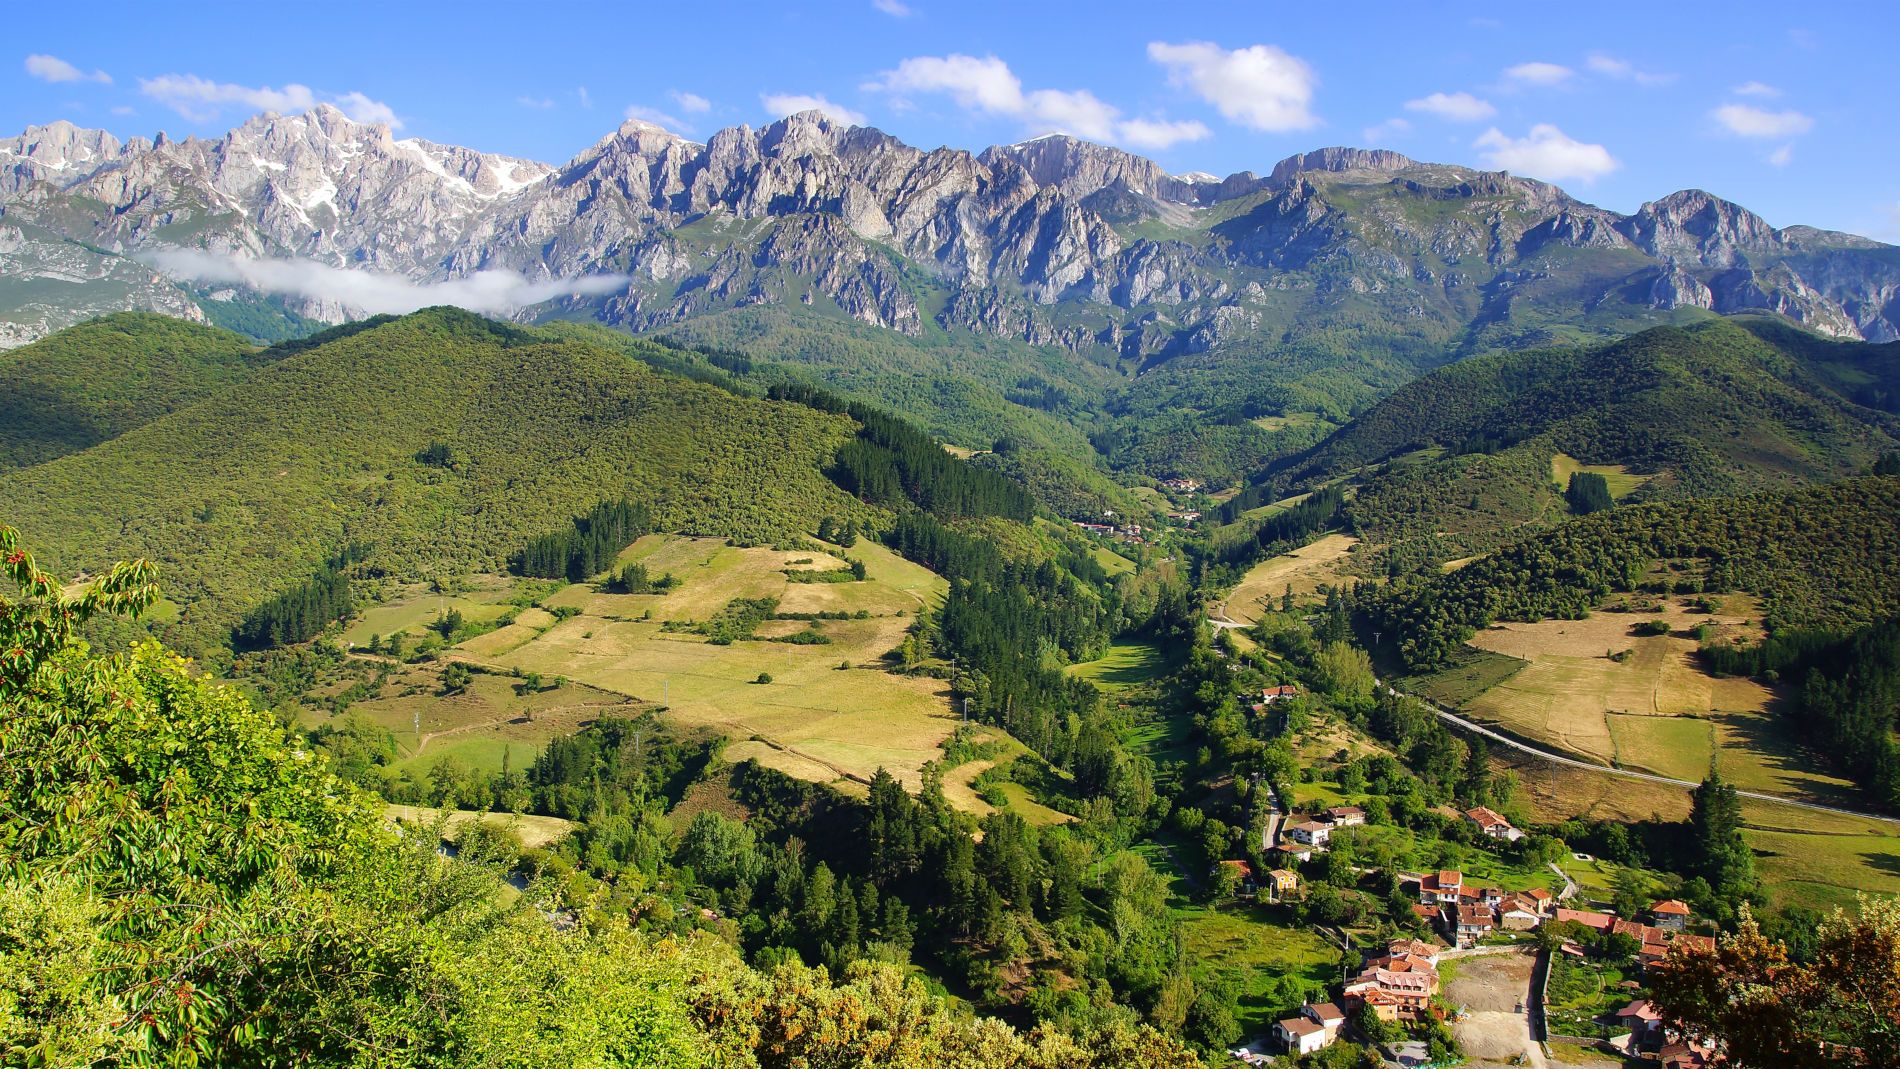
[1444,951,1545,1069]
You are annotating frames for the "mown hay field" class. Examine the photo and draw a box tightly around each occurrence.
[453,536,961,797]
[1219,533,1360,624]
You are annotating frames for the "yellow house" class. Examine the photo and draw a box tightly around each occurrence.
[1267,868,1300,897]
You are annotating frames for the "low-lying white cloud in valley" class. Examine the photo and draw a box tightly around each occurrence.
[1404,91,1495,122]
[25,53,111,84]
[1712,102,1814,139]
[1147,41,1318,132]
[1474,124,1618,182]
[140,74,402,127]
[868,53,1209,149]
[761,93,867,126]
[147,249,629,316]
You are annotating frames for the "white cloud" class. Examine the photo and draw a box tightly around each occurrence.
[873,54,1023,112]
[1117,117,1213,150]
[25,54,111,84]
[1767,144,1794,167]
[1362,117,1412,144]
[1146,40,1318,132]
[624,104,690,133]
[139,73,401,128]
[1502,61,1575,86]
[110,105,137,116]
[1712,103,1813,139]
[1474,124,1619,182]
[669,90,711,114]
[761,93,866,126]
[332,91,399,127]
[872,0,912,15]
[147,249,630,316]
[869,53,1208,148]
[1732,81,1781,98]
[517,95,556,110]
[1585,53,1674,87]
[1403,91,1495,122]
[577,86,592,109]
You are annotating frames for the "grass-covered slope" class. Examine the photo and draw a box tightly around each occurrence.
[6,308,870,647]
[0,312,263,471]
[1282,318,1900,495]
[1211,318,1900,575]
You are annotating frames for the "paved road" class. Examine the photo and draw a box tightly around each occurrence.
[1547,861,1579,902]
[1385,681,1900,827]
[1208,610,1900,826]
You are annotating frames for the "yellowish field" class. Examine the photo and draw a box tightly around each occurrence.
[339,577,520,647]
[1503,750,1900,911]
[1550,452,1654,500]
[1463,603,1770,766]
[1605,713,1714,782]
[384,804,577,849]
[325,665,648,775]
[1218,532,1360,623]
[453,536,963,797]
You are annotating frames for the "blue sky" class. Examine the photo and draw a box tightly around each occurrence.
[10,0,1897,239]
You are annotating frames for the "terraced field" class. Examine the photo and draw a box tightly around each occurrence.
[445,536,964,795]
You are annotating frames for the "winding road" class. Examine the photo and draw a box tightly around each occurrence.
[1207,603,1900,827]
[1389,680,1900,826]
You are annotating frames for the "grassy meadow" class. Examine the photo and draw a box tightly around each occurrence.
[1218,532,1360,623]
[434,535,966,796]
[1549,452,1654,500]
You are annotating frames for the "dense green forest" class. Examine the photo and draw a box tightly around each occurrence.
[510,499,655,581]
[0,530,1201,1067]
[1200,319,1900,577]
[1365,476,1900,670]
[4,309,873,651]
[0,313,264,471]
[1270,318,1900,495]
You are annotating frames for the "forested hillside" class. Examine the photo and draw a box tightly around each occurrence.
[0,530,1200,1068]
[5,308,872,650]
[0,313,263,471]
[1365,476,1900,670]
[1206,319,1900,576]
[1274,318,1899,495]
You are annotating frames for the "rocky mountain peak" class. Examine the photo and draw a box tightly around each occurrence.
[0,120,141,195]
[1268,147,1416,185]
[1622,189,1782,267]
[981,135,1201,204]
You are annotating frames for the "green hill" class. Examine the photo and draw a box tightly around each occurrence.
[0,312,264,471]
[1213,319,1900,575]
[1366,476,1900,671]
[1283,318,1900,493]
[5,308,873,649]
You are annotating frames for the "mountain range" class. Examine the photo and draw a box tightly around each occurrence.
[5,104,1897,365]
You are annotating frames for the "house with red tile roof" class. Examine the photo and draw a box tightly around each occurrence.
[1464,805,1523,841]
[1615,999,1664,1041]
[1418,869,1465,905]
[1454,904,1497,946]
[1649,899,1692,930]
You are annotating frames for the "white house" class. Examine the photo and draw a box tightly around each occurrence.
[1275,1016,1332,1056]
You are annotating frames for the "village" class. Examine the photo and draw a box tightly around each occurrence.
[1209,687,1721,1069]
